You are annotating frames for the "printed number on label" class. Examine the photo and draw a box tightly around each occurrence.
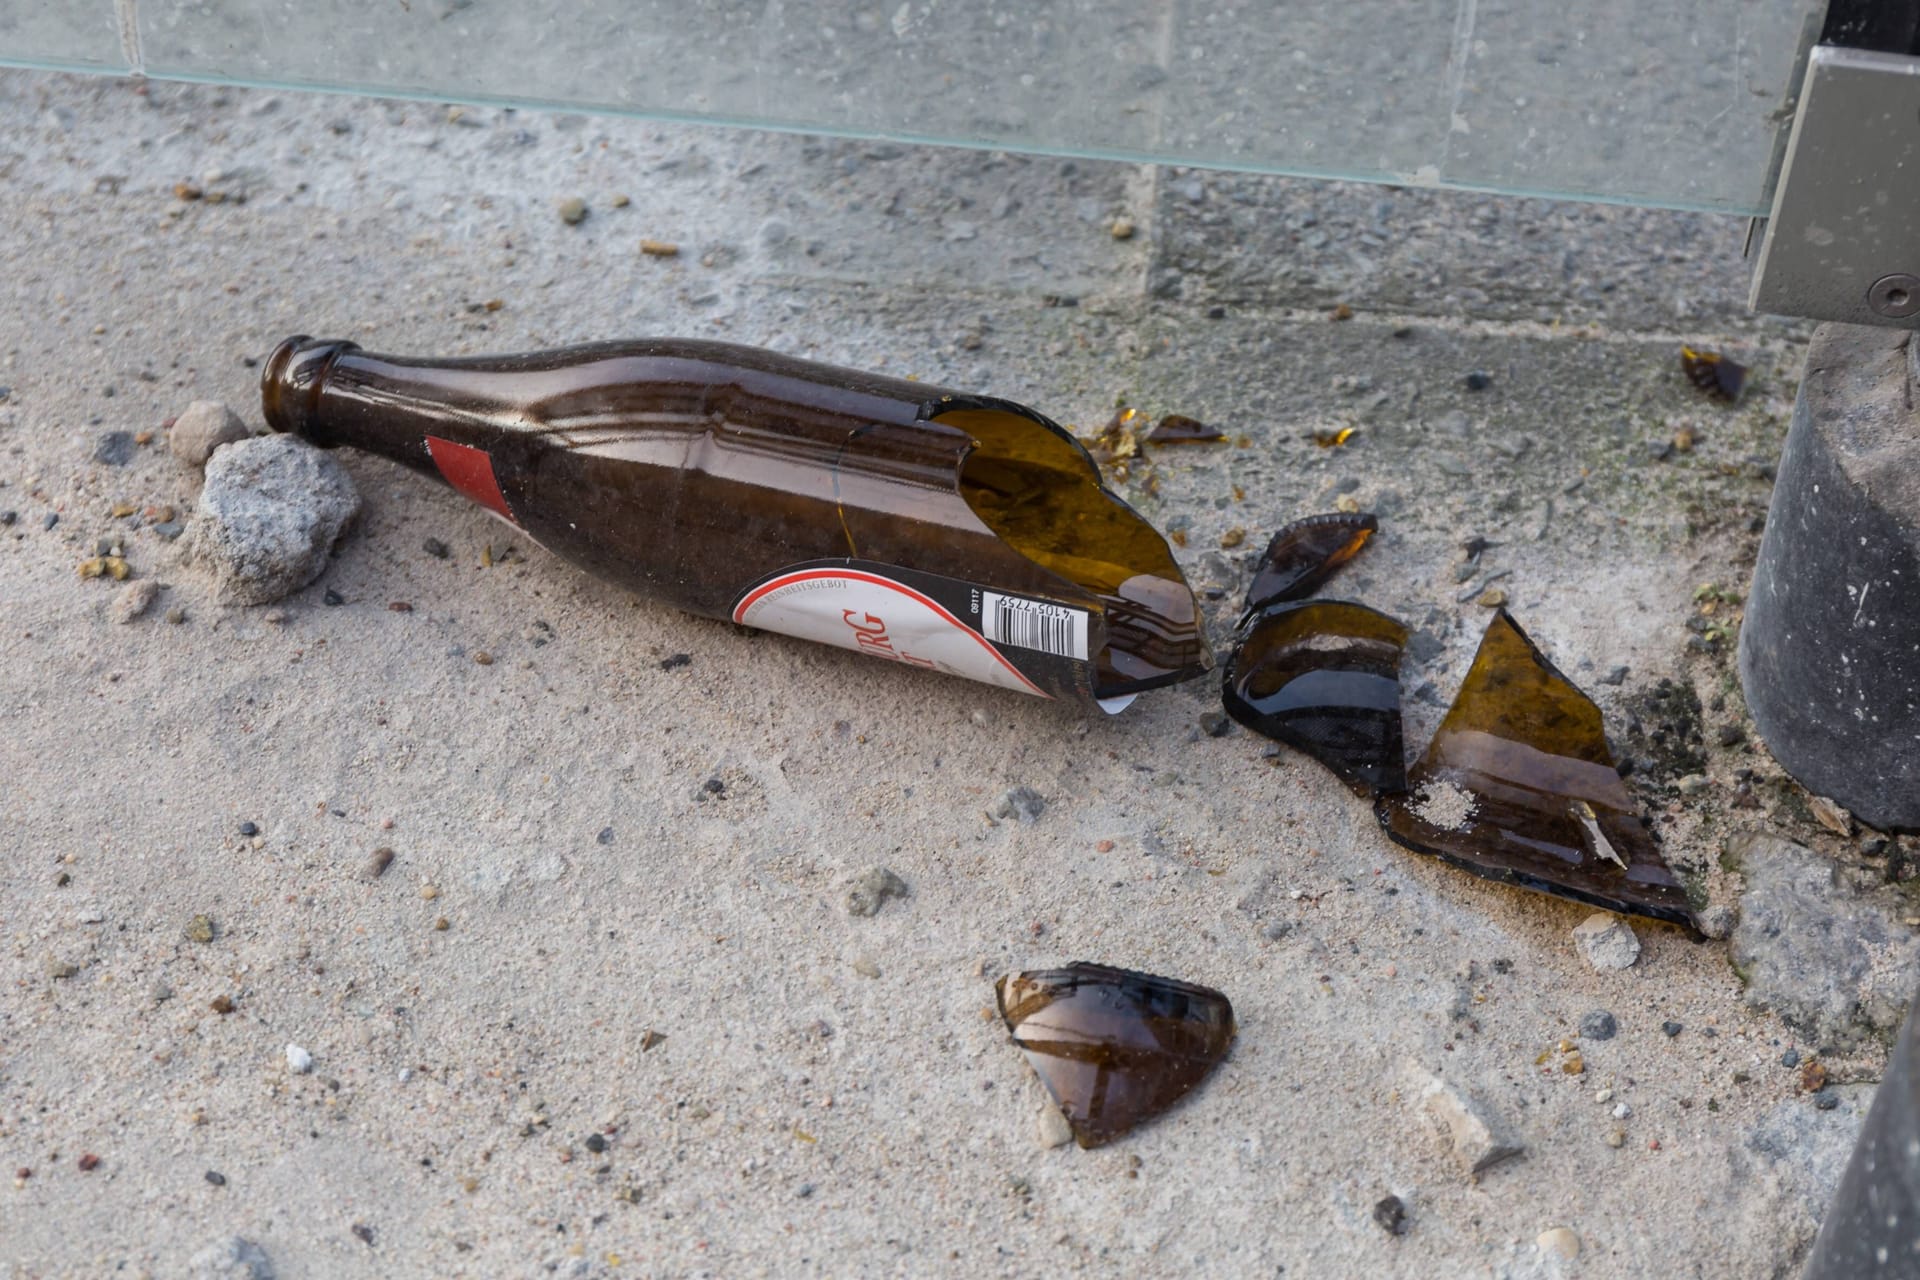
[980,592,1088,661]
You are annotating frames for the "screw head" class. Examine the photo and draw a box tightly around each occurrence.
[1867,273,1920,318]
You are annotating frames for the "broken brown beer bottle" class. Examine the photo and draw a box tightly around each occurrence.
[260,337,1210,707]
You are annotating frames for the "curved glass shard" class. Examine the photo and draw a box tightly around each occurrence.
[1224,599,1409,796]
[1145,414,1226,447]
[994,961,1234,1149]
[1376,610,1695,928]
[1244,513,1378,613]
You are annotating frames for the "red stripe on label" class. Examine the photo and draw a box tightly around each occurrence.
[426,436,515,523]
[733,568,1047,698]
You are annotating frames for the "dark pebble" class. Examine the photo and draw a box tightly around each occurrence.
[1599,665,1629,686]
[1860,836,1890,857]
[152,520,184,539]
[1662,1021,1684,1038]
[368,847,396,877]
[796,1183,814,1198]
[1372,1194,1409,1236]
[702,778,725,795]
[423,537,451,559]
[1782,1049,1800,1068]
[659,653,692,671]
[204,1170,226,1186]
[1391,326,1415,340]
[238,821,259,837]
[584,1134,607,1153]
[44,513,59,531]
[1716,725,1745,747]
[93,432,136,466]
[1814,1089,1839,1111]
[1647,440,1675,462]
[1206,305,1227,320]
[597,827,615,845]
[351,1223,375,1245]
[1579,1010,1618,1041]
[77,1153,100,1171]
[1462,371,1492,392]
[323,588,344,606]
[0,511,14,526]
[1198,710,1232,738]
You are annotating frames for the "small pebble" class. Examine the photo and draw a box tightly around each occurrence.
[420,884,439,900]
[1035,1106,1074,1149]
[210,995,235,1014]
[1677,773,1710,796]
[164,606,187,625]
[238,821,259,837]
[1612,1102,1632,1119]
[1716,724,1745,747]
[185,914,215,943]
[659,653,692,671]
[1578,1010,1618,1041]
[323,589,345,606]
[422,537,450,559]
[77,1153,101,1172]
[368,847,395,877]
[1219,526,1246,549]
[852,956,881,979]
[1463,371,1493,392]
[597,827,615,845]
[1536,1227,1580,1261]
[584,1134,607,1154]
[1605,1128,1626,1148]
[1814,1089,1840,1111]
[168,401,249,466]
[1662,1021,1684,1037]
[1372,1195,1410,1236]
[845,866,910,917]
[204,1170,227,1186]
[1809,795,1852,836]
[992,786,1046,824]
[111,579,160,623]
[286,1043,313,1074]
[46,958,78,979]
[93,432,136,466]
[1109,217,1136,240]
[473,651,493,666]
[1781,1049,1801,1068]
[433,916,450,931]
[638,238,679,257]
[1571,914,1639,971]
[557,196,588,225]
[1198,710,1232,738]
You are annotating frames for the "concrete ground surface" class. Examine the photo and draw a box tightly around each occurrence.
[0,70,1904,1278]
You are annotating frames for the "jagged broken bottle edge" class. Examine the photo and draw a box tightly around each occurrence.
[1242,512,1379,614]
[1224,597,1410,796]
[1376,608,1699,930]
[994,961,1235,1149]
[259,336,1210,706]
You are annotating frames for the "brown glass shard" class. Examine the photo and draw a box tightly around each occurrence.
[1224,600,1409,796]
[1243,512,1378,613]
[1145,413,1226,446]
[1311,425,1357,448]
[994,962,1234,1149]
[1376,610,1696,928]
[1680,346,1747,403]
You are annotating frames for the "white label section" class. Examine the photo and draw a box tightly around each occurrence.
[734,570,1049,698]
[979,591,1089,660]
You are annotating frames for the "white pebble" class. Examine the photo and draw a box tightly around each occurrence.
[1035,1105,1074,1149]
[1571,913,1640,970]
[1594,1088,1613,1104]
[286,1043,313,1074]
[1612,1102,1632,1119]
[1537,1227,1581,1260]
[398,1067,414,1084]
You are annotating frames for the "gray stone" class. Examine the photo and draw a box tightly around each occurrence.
[92,431,134,465]
[1403,1060,1524,1176]
[184,435,360,605]
[844,866,909,917]
[992,786,1046,824]
[1729,832,1920,1052]
[1741,325,1920,831]
[1578,1010,1618,1041]
[1571,914,1640,971]
[188,1236,275,1280]
[111,579,159,623]
[170,400,251,466]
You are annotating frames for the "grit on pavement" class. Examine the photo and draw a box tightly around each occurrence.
[0,70,1903,1279]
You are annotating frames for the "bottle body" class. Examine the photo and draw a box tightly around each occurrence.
[262,337,1210,705]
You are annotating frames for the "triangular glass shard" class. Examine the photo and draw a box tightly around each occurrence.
[1243,513,1378,613]
[1680,346,1747,403]
[994,962,1234,1149]
[1223,600,1409,796]
[1145,413,1226,446]
[1375,609,1696,929]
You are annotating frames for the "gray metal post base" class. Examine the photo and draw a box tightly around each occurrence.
[1740,325,1920,833]
[1803,997,1920,1277]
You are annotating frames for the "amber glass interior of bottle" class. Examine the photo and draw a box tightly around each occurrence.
[940,406,1206,696]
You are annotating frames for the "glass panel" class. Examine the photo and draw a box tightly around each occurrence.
[4,0,1825,214]
[0,0,127,72]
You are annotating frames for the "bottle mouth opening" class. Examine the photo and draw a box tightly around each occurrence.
[935,403,1212,698]
[260,336,357,438]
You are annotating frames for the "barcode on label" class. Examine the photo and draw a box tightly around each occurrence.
[980,592,1088,661]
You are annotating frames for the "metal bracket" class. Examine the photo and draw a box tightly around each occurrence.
[1750,45,1920,328]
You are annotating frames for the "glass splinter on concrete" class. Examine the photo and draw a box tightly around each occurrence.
[1144,413,1226,446]
[1243,512,1378,614]
[1680,346,1748,403]
[1224,600,1410,796]
[1375,609,1697,929]
[994,962,1235,1149]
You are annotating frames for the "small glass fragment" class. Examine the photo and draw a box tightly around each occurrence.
[1376,610,1695,929]
[994,961,1234,1149]
[1223,600,1409,796]
[1311,426,1357,448]
[1243,512,1378,613]
[1680,347,1747,402]
[1145,414,1226,446]
[1081,407,1143,463]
